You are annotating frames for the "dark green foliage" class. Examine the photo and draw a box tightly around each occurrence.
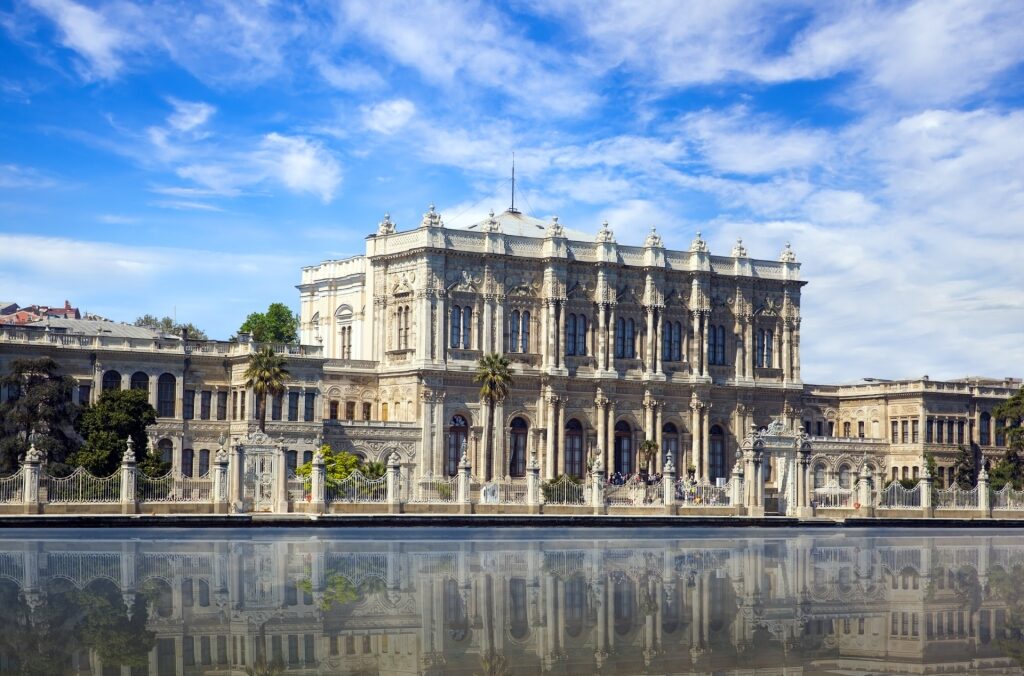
[72,389,157,475]
[0,357,79,472]
[951,444,977,488]
[243,346,290,432]
[239,302,299,343]
[134,314,208,339]
[991,388,1024,489]
[474,353,513,479]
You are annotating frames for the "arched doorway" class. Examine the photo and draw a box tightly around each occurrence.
[447,415,468,477]
[662,422,680,470]
[614,421,633,476]
[509,417,527,478]
[564,419,584,479]
[709,425,726,481]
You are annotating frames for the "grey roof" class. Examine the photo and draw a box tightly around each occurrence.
[461,209,592,241]
[0,301,17,312]
[30,318,174,339]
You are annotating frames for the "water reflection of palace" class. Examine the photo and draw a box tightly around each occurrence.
[0,531,1022,675]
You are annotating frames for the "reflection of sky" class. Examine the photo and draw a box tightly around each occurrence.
[0,528,1020,674]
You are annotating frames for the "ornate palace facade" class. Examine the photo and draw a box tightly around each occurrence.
[0,205,1019,491]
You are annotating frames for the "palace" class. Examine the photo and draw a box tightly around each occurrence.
[0,205,1019,495]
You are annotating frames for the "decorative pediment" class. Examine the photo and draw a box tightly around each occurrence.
[391,272,416,296]
[663,288,689,308]
[447,270,481,293]
[566,280,594,300]
[616,285,641,304]
[756,296,782,317]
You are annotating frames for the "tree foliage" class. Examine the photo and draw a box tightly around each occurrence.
[951,444,977,489]
[295,444,362,490]
[991,388,1024,489]
[474,353,513,479]
[72,389,157,476]
[239,303,299,343]
[134,314,208,340]
[243,346,290,432]
[0,357,79,472]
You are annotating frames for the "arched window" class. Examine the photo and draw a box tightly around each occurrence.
[565,419,584,479]
[157,439,173,464]
[130,371,149,391]
[462,306,472,350]
[575,315,587,356]
[614,421,633,475]
[662,422,679,470]
[198,449,210,477]
[520,311,530,352]
[157,373,176,417]
[447,415,468,476]
[182,448,194,477]
[102,370,122,392]
[709,425,726,481]
[450,306,462,348]
[716,325,726,365]
[509,310,520,352]
[509,417,527,478]
[381,402,389,421]
[615,317,625,358]
[980,412,991,445]
[566,313,577,356]
[839,464,852,489]
[625,319,636,358]
[814,463,826,488]
[303,450,313,464]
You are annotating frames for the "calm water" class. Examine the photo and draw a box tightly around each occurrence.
[0,528,1021,675]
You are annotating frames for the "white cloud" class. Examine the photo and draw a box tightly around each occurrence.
[0,164,58,189]
[362,99,417,135]
[256,133,342,203]
[27,0,130,80]
[313,55,385,91]
[166,98,216,133]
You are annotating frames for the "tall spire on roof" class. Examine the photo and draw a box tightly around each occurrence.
[508,152,520,214]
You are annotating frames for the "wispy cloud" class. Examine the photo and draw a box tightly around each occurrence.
[0,164,58,189]
[26,0,131,80]
[362,99,416,135]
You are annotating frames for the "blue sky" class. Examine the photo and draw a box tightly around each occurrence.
[1,0,1023,383]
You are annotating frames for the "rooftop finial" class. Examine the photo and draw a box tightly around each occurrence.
[509,152,519,214]
[690,230,708,253]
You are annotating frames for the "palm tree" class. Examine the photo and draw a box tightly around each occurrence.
[244,346,290,433]
[474,353,513,480]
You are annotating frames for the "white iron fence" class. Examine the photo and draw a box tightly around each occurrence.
[934,485,978,510]
[287,470,307,504]
[0,469,24,504]
[479,481,528,505]
[326,470,387,504]
[676,479,730,507]
[42,467,121,503]
[813,481,854,509]
[408,475,458,503]
[878,481,921,509]
[605,475,648,506]
[138,471,213,503]
[542,475,587,505]
[992,485,1024,511]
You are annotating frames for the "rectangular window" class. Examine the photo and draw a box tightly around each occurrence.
[201,391,211,420]
[345,401,355,420]
[78,384,91,406]
[304,635,315,663]
[947,420,954,443]
[183,638,195,666]
[926,418,933,443]
[892,421,899,443]
[362,402,372,421]
[912,419,919,443]
[957,420,965,443]
[936,421,944,443]
[843,422,851,437]
[304,393,315,421]
[288,391,299,421]
[217,636,227,665]
[288,635,299,665]
[271,394,282,421]
[902,420,909,444]
[329,401,339,420]
[240,391,245,420]
[804,420,811,434]
[816,421,823,436]
[827,421,834,437]
[858,421,865,438]
[183,390,195,420]
[231,391,238,420]
[201,636,211,665]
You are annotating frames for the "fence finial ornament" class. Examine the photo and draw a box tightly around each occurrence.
[123,437,136,463]
[664,452,675,474]
[25,441,42,463]
[388,451,401,466]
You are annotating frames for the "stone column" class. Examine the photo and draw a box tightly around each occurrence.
[595,393,607,471]
[526,451,541,514]
[557,300,566,370]
[655,404,664,470]
[735,319,745,380]
[978,465,991,517]
[663,453,676,512]
[701,313,710,377]
[920,464,933,518]
[591,456,606,515]
[690,401,701,478]
[387,451,402,514]
[22,443,41,515]
[545,300,556,369]
[556,400,566,478]
[701,405,711,479]
[213,447,229,514]
[545,392,557,481]
[606,400,616,473]
[597,303,607,371]
[745,320,754,379]
[457,446,472,514]
[483,295,493,354]
[433,394,446,476]
[782,320,792,383]
[229,441,244,510]
[274,443,289,513]
[120,439,138,515]
[607,305,616,372]
[645,306,655,376]
[656,309,664,374]
[857,465,874,517]
[419,391,433,478]
[437,293,447,364]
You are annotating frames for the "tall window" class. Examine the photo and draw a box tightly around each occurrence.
[625,319,636,358]
[814,463,826,488]
[765,330,773,367]
[709,425,726,480]
[566,312,576,356]
[447,415,468,476]
[716,325,726,365]
[130,371,149,391]
[345,401,355,420]
[450,305,472,349]
[157,439,173,464]
[394,305,410,349]
[565,419,584,478]
[287,392,298,421]
[462,306,472,349]
[575,315,586,356]
[997,419,1007,446]
[901,420,909,444]
[926,418,933,443]
[509,417,528,478]
[272,394,282,421]
[839,465,852,489]
[217,391,227,421]
[329,401,339,420]
[892,421,899,443]
[520,311,530,352]
[304,393,315,421]
[509,310,520,353]
[912,420,919,443]
[182,448,194,477]
[198,449,210,476]
[662,422,679,470]
[980,412,991,445]
[450,306,462,348]
[183,390,194,420]
[614,421,632,475]
[664,320,683,362]
[362,402,372,420]
[102,370,122,392]
[858,421,865,438]
[843,422,851,437]
[615,318,626,358]
[200,391,211,420]
[340,326,352,359]
[157,373,176,417]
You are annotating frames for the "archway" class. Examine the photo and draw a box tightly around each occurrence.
[614,421,633,476]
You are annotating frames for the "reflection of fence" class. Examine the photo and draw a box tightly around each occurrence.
[43,467,121,503]
[992,485,1024,510]
[408,475,458,503]
[676,479,730,507]
[935,485,978,510]
[0,469,23,504]
[138,472,213,502]
[813,481,854,509]
[326,471,386,504]
[479,481,527,505]
[543,476,586,505]
[878,482,920,509]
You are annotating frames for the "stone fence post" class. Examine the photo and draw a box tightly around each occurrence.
[920,465,933,518]
[978,466,991,517]
[730,458,744,512]
[310,448,326,513]
[120,437,138,515]
[457,446,472,514]
[857,465,875,517]
[387,452,402,514]
[213,446,229,514]
[591,455,606,515]
[22,442,41,515]
[526,451,541,514]
[662,454,677,514]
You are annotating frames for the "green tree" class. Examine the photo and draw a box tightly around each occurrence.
[295,444,362,490]
[638,439,659,476]
[951,444,977,488]
[991,388,1024,490]
[243,346,290,433]
[474,353,513,480]
[239,302,299,343]
[0,357,79,471]
[134,314,208,339]
[72,389,157,475]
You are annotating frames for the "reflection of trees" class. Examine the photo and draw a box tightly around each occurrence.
[987,564,1024,668]
[476,649,511,676]
[298,573,385,612]
[0,577,154,675]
